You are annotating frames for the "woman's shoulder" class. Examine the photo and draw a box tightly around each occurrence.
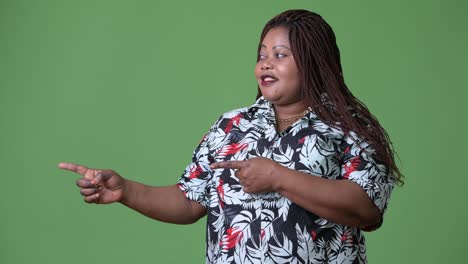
[219,107,250,119]
[205,106,251,133]
[215,98,268,123]
[308,116,346,141]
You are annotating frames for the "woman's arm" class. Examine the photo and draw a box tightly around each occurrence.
[121,181,206,224]
[273,164,381,228]
[211,158,381,229]
[59,162,206,224]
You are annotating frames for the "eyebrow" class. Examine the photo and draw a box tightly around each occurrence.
[261,44,291,50]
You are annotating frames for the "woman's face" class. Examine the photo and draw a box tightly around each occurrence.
[254,26,301,106]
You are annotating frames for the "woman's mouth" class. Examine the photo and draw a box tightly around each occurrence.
[260,75,278,86]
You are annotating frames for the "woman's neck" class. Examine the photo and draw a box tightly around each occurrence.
[273,101,309,133]
[273,101,307,119]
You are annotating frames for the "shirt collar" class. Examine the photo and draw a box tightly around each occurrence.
[247,96,319,122]
[247,96,271,115]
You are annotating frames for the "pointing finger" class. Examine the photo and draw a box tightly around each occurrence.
[210,160,247,170]
[58,162,89,176]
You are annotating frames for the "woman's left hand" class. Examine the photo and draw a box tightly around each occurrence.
[210,157,282,193]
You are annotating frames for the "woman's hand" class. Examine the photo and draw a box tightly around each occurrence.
[210,157,281,193]
[59,162,124,204]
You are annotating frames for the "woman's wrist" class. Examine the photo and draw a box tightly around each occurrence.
[271,163,287,192]
[119,178,133,205]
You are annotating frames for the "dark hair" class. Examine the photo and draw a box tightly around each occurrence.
[256,9,403,185]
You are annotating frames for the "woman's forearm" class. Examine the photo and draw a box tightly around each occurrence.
[120,180,206,224]
[273,165,381,228]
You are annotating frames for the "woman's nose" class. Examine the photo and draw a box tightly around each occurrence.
[260,59,273,70]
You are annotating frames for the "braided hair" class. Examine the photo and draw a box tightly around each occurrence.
[256,9,403,185]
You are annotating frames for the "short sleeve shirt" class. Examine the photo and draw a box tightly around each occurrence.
[178,97,394,264]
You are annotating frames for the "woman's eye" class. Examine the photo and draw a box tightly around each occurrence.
[258,54,267,60]
[275,53,286,58]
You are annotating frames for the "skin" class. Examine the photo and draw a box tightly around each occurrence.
[59,26,381,229]
[254,26,307,126]
[58,162,205,224]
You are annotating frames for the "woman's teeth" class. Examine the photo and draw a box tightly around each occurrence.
[261,75,278,86]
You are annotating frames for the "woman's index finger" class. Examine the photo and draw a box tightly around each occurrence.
[210,160,246,170]
[58,162,89,176]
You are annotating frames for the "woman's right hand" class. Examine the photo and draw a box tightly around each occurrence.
[59,162,125,204]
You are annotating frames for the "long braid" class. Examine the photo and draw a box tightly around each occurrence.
[256,10,404,185]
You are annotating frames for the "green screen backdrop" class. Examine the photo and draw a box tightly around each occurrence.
[1,0,467,263]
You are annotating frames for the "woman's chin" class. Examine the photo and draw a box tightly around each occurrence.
[259,89,279,102]
[262,95,280,104]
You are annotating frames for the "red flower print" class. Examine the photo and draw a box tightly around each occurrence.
[217,179,225,208]
[344,146,350,154]
[216,143,248,157]
[298,136,307,144]
[343,156,361,179]
[224,113,243,133]
[189,165,203,179]
[219,227,244,250]
[311,230,317,241]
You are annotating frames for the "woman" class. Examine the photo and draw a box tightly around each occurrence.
[60,9,402,263]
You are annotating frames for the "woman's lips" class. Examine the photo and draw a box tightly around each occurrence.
[260,75,278,86]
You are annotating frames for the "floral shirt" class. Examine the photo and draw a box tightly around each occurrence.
[178,97,394,264]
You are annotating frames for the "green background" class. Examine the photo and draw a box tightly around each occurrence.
[1,0,467,263]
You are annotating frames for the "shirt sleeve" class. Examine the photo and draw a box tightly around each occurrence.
[177,118,221,208]
[340,132,395,221]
